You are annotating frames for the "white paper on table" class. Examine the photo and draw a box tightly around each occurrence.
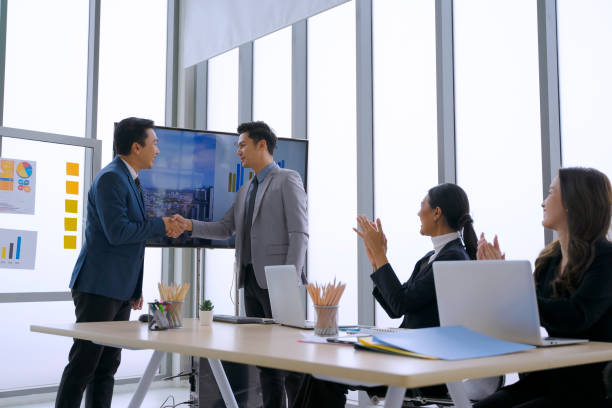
[298,333,334,344]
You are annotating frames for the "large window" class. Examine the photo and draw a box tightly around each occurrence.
[454,0,544,264]
[204,48,239,315]
[253,26,292,139]
[557,0,612,179]
[97,0,167,166]
[3,0,88,136]
[307,1,357,324]
[95,0,167,379]
[372,0,438,327]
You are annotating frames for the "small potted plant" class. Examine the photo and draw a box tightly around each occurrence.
[199,299,214,326]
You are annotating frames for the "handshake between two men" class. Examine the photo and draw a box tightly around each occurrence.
[160,214,194,238]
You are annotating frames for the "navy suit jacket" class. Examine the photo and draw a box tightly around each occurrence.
[69,156,166,301]
[371,238,470,329]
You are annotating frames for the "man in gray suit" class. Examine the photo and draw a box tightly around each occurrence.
[174,121,308,408]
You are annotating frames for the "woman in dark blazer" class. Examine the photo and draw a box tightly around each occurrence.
[293,183,478,408]
[357,183,477,329]
[475,167,612,407]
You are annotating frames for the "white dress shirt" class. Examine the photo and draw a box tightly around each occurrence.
[120,157,138,180]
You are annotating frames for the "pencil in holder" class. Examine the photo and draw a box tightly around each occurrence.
[166,301,184,328]
[314,305,339,336]
[148,302,170,331]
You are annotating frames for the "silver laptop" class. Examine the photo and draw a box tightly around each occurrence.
[433,260,587,347]
[265,265,314,329]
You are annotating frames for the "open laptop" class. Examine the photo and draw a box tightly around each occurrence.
[433,260,587,347]
[265,265,314,329]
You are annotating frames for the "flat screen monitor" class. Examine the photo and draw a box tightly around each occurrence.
[138,126,308,248]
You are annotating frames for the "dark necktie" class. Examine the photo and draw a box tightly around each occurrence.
[134,177,143,200]
[243,176,259,266]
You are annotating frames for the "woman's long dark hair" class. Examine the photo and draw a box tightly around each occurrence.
[534,167,612,296]
[428,183,477,260]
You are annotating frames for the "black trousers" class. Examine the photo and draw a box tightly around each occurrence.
[55,291,131,408]
[474,364,608,408]
[244,264,302,408]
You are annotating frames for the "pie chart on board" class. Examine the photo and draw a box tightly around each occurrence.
[16,162,32,178]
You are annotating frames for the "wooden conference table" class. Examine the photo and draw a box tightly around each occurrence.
[31,319,612,408]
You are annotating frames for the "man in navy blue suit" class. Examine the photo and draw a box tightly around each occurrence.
[55,117,184,408]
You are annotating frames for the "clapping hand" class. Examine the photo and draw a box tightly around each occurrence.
[353,215,388,270]
[477,233,506,260]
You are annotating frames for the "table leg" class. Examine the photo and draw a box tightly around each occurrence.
[358,390,372,407]
[127,350,165,408]
[446,381,472,408]
[383,386,405,408]
[207,358,239,408]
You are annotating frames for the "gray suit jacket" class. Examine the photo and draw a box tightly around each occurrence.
[191,163,308,289]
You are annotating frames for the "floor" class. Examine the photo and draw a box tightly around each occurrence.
[0,380,191,408]
[0,375,520,407]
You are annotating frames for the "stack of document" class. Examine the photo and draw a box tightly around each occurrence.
[357,325,534,360]
[356,336,437,359]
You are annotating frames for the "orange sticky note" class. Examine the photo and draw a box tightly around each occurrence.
[64,235,77,249]
[64,217,77,231]
[66,181,79,195]
[66,162,79,176]
[65,199,78,213]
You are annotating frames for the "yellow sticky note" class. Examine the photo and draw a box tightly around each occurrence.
[65,199,78,213]
[66,181,79,195]
[64,217,77,231]
[64,235,77,249]
[66,162,79,176]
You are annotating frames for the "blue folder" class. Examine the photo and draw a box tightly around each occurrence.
[373,325,534,360]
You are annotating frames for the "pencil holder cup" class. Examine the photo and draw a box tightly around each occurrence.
[314,305,339,336]
[166,301,184,328]
[147,302,169,331]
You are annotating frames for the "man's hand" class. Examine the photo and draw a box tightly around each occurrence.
[162,216,184,238]
[131,296,143,310]
[171,214,193,232]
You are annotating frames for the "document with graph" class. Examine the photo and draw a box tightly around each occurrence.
[0,228,37,270]
[0,158,37,214]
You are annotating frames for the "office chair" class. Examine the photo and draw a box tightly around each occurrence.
[362,376,504,407]
[401,376,504,407]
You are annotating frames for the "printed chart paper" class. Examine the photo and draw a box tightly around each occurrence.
[0,158,37,214]
[0,228,37,270]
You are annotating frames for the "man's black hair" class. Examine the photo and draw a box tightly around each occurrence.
[113,117,155,156]
[237,121,277,155]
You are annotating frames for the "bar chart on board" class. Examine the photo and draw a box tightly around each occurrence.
[0,228,37,269]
